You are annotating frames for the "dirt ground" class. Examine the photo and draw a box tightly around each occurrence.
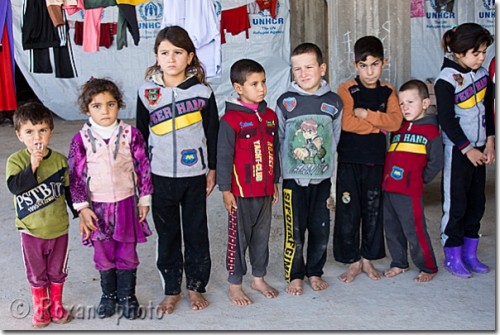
[0,116,496,331]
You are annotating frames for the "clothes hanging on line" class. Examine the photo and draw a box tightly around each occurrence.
[74,21,117,49]
[21,0,77,78]
[161,0,221,78]
[220,4,250,44]
[65,0,144,52]
[0,0,16,111]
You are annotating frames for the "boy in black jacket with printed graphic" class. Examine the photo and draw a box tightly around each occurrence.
[275,43,343,295]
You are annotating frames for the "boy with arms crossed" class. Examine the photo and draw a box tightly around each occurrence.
[333,36,403,283]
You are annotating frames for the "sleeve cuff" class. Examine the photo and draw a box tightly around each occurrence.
[460,144,474,155]
[138,195,151,207]
[218,184,231,192]
[74,202,89,212]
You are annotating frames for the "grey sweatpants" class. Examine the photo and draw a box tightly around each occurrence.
[383,192,438,274]
[227,196,273,285]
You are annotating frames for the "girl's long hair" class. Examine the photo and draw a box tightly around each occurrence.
[441,22,494,55]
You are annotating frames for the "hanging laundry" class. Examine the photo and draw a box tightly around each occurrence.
[116,0,148,49]
[21,0,77,78]
[115,3,141,50]
[72,0,114,52]
[220,4,250,44]
[0,0,17,112]
[161,0,221,78]
[67,0,145,52]
[256,0,278,18]
[74,21,117,49]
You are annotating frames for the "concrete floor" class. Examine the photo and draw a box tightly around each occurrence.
[0,117,496,331]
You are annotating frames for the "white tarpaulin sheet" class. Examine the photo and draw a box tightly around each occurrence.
[11,0,290,120]
[410,0,495,81]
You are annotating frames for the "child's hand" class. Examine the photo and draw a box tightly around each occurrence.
[465,148,487,167]
[483,136,496,165]
[354,108,368,119]
[206,169,216,197]
[78,207,98,240]
[272,185,279,205]
[138,205,149,222]
[30,143,44,172]
[222,191,237,213]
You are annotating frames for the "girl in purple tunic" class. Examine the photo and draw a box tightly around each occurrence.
[68,78,153,320]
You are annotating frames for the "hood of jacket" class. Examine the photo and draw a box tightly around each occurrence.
[287,79,332,97]
[224,98,269,114]
[409,113,439,127]
[149,72,201,89]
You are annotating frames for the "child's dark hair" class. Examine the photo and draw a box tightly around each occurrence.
[230,59,265,85]
[441,22,494,55]
[145,25,206,84]
[14,102,54,132]
[354,36,384,63]
[291,42,324,65]
[78,77,125,114]
[399,79,430,100]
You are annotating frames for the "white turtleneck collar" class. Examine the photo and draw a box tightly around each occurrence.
[88,117,118,140]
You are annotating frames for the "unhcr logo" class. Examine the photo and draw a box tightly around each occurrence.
[427,0,456,19]
[479,0,495,19]
[138,1,163,22]
[482,0,495,11]
[214,1,222,16]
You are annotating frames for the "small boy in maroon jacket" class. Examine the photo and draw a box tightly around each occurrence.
[382,79,443,283]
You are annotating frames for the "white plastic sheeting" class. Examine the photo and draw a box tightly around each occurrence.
[11,0,290,120]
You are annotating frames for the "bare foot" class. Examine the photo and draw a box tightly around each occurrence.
[228,284,252,306]
[361,258,383,281]
[415,271,437,283]
[338,260,362,283]
[251,277,279,299]
[308,276,329,291]
[285,278,303,295]
[188,290,209,310]
[157,294,181,314]
[384,267,409,278]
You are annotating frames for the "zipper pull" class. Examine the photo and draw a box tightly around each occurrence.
[255,110,262,122]
[408,122,413,131]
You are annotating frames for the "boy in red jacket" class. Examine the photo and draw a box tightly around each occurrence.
[382,80,443,282]
[216,59,280,305]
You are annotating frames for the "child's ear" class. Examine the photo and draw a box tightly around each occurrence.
[422,97,431,110]
[15,131,23,142]
[187,52,195,66]
[320,62,327,76]
[233,82,243,95]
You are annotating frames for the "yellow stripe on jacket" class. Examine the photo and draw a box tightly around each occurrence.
[151,111,202,135]
[457,87,486,109]
[388,142,427,155]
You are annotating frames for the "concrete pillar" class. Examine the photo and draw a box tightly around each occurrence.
[326,0,411,91]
